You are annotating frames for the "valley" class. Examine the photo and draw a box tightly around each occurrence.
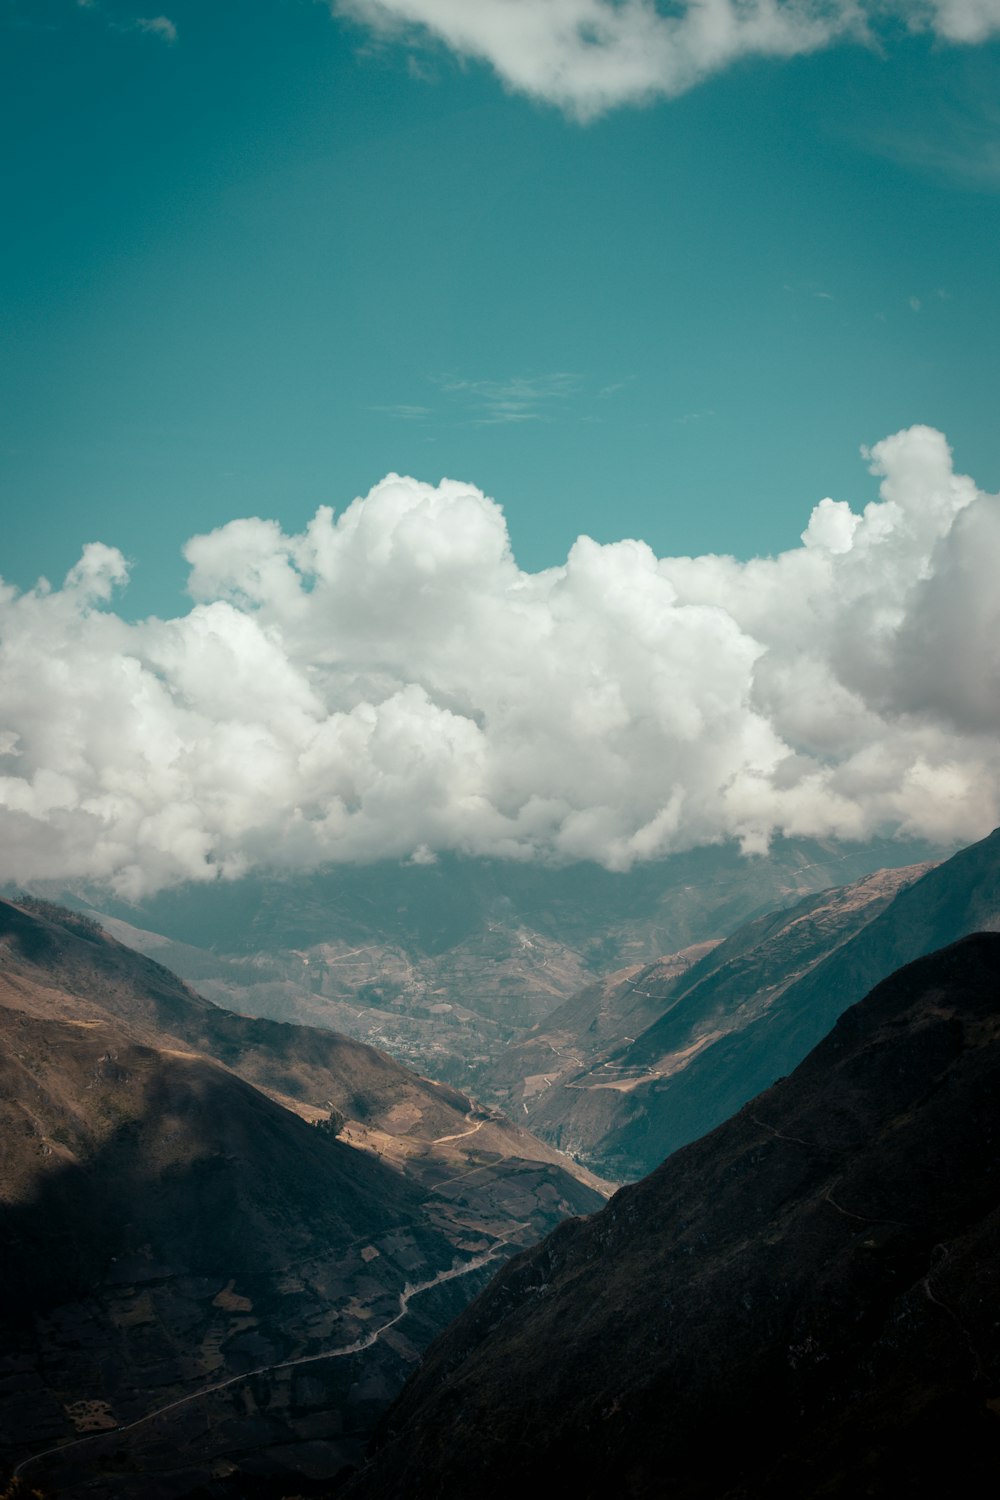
[79,834,942,1088]
[4,829,997,1497]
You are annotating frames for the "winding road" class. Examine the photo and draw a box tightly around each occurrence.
[14,1239,509,1482]
[432,1111,487,1144]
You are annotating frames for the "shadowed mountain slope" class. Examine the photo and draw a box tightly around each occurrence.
[0,1003,435,1316]
[0,897,606,1185]
[346,932,1000,1500]
[0,898,605,1496]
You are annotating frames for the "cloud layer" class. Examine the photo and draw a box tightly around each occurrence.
[335,1,1000,117]
[2,425,999,895]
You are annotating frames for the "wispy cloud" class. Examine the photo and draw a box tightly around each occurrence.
[333,2,1000,119]
[134,15,177,44]
[846,82,1000,192]
[370,372,628,428]
[438,372,583,425]
[783,281,835,303]
[66,4,179,44]
[370,403,433,420]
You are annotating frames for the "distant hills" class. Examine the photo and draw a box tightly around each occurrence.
[345,931,1000,1499]
[0,897,604,1496]
[68,834,943,1087]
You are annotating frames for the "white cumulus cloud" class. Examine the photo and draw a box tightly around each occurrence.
[333,1,1000,117]
[1,425,999,896]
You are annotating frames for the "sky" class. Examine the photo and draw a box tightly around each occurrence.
[1,1,1000,892]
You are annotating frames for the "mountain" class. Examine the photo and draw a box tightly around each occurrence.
[510,861,930,1177]
[512,829,1000,1181]
[345,931,1000,1500]
[68,835,941,1087]
[483,938,721,1119]
[0,898,605,1497]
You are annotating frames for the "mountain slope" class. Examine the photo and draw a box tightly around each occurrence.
[514,860,929,1176]
[346,932,1000,1500]
[586,825,998,1177]
[0,898,605,1496]
[520,828,1000,1180]
[0,896,607,1189]
[0,1003,435,1313]
[483,939,720,1116]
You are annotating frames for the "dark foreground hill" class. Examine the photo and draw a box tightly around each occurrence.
[345,932,1000,1500]
[0,899,604,1497]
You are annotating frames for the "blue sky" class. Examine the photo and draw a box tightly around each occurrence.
[2,2,1000,891]
[2,0,1000,619]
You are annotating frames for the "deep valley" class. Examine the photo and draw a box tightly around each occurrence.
[3,829,998,1497]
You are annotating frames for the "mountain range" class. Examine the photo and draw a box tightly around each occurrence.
[4,828,999,1496]
[69,835,940,1088]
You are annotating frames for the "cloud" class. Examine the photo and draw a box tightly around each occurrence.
[76,8,179,45]
[134,15,177,43]
[1,425,999,895]
[332,2,1000,117]
[438,372,583,424]
[860,94,1000,192]
[377,372,604,429]
[370,403,434,420]
[918,0,1000,43]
